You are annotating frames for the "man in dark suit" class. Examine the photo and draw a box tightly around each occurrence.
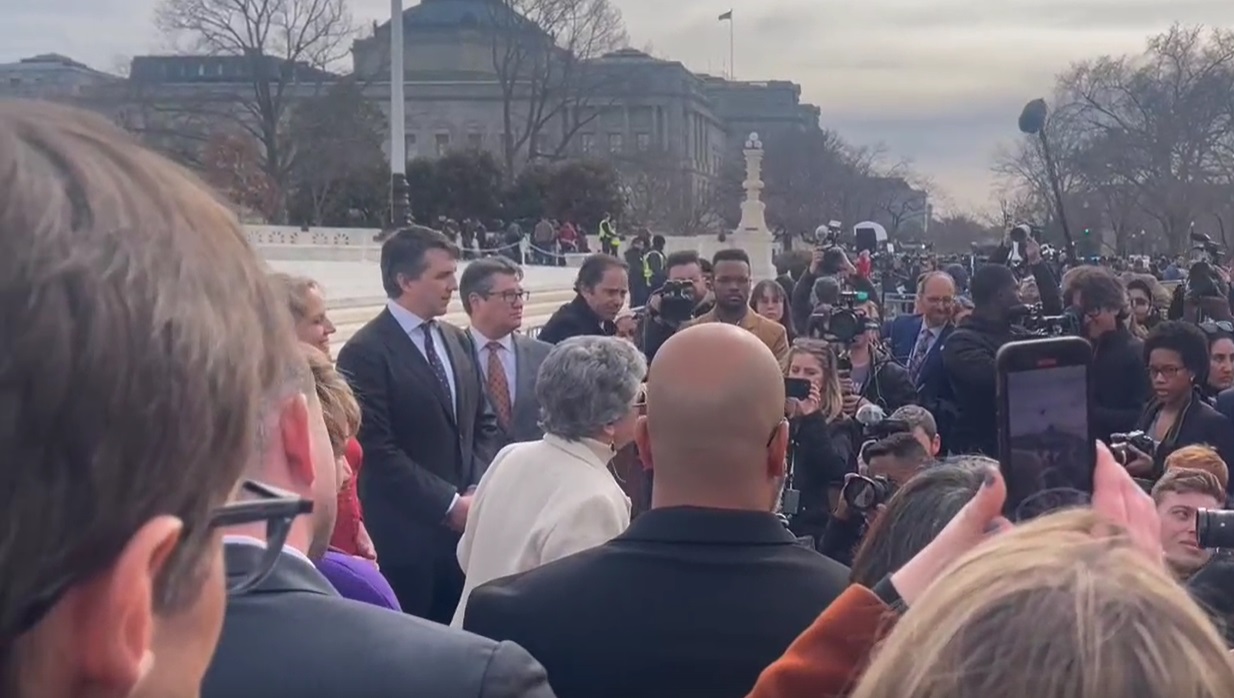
[536,253,628,344]
[204,357,553,698]
[464,323,849,698]
[884,270,957,448]
[460,256,553,445]
[336,226,502,622]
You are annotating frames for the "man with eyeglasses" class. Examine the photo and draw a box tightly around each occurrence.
[203,352,554,698]
[0,102,300,698]
[460,256,552,445]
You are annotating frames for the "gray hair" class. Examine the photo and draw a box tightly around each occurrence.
[536,336,647,441]
[459,255,523,314]
[890,404,938,441]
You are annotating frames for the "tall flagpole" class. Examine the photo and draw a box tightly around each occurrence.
[729,13,735,80]
[389,0,411,228]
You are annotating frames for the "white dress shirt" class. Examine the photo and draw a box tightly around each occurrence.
[387,300,457,410]
[469,327,517,404]
[450,434,631,628]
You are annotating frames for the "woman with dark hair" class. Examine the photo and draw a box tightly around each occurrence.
[849,458,991,588]
[1124,321,1234,486]
[1125,275,1165,337]
[751,278,797,341]
[1202,324,1234,401]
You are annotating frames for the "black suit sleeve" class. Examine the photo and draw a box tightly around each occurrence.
[942,330,996,400]
[477,641,556,698]
[337,339,456,525]
[870,360,917,412]
[791,270,817,333]
[536,313,575,345]
[472,382,503,478]
[1031,262,1063,314]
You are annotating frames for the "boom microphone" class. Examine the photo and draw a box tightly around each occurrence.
[1018,98,1048,135]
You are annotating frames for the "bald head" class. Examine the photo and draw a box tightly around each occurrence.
[641,324,788,508]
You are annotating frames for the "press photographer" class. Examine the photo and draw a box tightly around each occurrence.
[1167,230,1234,324]
[1063,266,1151,441]
[942,238,1062,456]
[636,250,714,362]
[817,423,931,566]
[780,340,861,547]
[790,240,878,333]
[804,291,916,415]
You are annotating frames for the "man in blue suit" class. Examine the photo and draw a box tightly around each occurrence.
[884,271,958,450]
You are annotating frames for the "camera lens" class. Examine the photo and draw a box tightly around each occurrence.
[843,476,882,511]
[1197,509,1234,550]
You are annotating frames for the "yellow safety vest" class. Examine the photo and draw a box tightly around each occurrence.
[643,249,664,283]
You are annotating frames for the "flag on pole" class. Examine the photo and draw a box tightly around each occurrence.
[718,10,733,21]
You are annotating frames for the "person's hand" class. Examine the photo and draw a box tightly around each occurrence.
[647,292,662,313]
[842,393,866,417]
[356,524,377,562]
[810,249,824,273]
[890,464,1013,606]
[799,382,822,416]
[1091,441,1162,565]
[1121,443,1154,478]
[446,494,473,532]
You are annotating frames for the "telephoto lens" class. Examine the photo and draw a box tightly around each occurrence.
[842,474,892,513]
[1196,508,1234,550]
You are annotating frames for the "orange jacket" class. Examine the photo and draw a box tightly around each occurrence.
[746,585,898,698]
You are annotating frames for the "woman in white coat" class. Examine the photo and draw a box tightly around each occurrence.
[452,336,646,627]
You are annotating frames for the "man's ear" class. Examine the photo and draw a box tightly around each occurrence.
[634,415,653,472]
[280,393,315,490]
[68,515,182,693]
[767,420,789,479]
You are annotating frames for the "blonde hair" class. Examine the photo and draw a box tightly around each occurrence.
[853,510,1234,698]
[1165,446,1230,493]
[786,340,844,421]
[270,272,322,323]
[1153,466,1227,506]
[302,344,360,457]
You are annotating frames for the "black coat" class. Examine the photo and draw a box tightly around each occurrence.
[942,313,1035,457]
[463,507,850,698]
[537,294,616,345]
[1135,393,1234,489]
[1091,328,1150,442]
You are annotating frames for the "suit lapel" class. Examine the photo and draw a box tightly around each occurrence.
[379,310,456,422]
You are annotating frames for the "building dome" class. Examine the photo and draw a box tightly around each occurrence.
[400,0,536,32]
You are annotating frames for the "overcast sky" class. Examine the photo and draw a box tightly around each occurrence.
[3,0,1233,212]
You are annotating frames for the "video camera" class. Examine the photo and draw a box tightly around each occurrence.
[1198,508,1234,549]
[841,474,894,514]
[656,279,696,324]
[1014,303,1083,337]
[814,220,842,251]
[1187,231,1226,300]
[805,290,878,344]
[1109,430,1157,466]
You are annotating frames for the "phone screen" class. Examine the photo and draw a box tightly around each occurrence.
[999,339,1095,520]
[785,377,811,401]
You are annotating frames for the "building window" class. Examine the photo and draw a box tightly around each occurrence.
[581,133,595,154]
[406,133,418,158]
[608,133,623,153]
[467,132,483,149]
[435,132,450,156]
[636,133,650,151]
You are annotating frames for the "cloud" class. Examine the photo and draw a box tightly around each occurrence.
[0,0,1223,211]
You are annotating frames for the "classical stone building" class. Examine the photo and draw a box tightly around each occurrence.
[0,53,120,100]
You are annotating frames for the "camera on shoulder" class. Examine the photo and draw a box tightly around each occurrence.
[655,279,696,324]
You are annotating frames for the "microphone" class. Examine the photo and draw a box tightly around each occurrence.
[1018,98,1048,135]
[856,403,886,427]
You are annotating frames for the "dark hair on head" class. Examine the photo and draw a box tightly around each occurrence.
[665,249,701,272]
[700,258,713,275]
[864,432,930,464]
[969,263,1017,306]
[712,248,751,267]
[1126,277,1157,301]
[651,234,666,250]
[750,279,794,336]
[890,404,937,441]
[1067,266,1126,315]
[575,253,627,293]
[1144,321,1210,385]
[812,276,841,306]
[459,255,523,314]
[380,225,459,298]
[1203,326,1234,351]
[850,462,986,587]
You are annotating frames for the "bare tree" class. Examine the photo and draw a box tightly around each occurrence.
[487,0,628,174]
[616,147,722,234]
[153,0,356,219]
[1059,24,1234,251]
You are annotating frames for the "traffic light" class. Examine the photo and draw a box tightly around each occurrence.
[1083,227,1091,237]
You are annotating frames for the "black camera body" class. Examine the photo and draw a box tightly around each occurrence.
[656,279,696,324]
[1017,303,1082,337]
[1198,508,1234,550]
[1109,430,1157,466]
[1187,231,1226,300]
[842,474,895,514]
[806,290,877,344]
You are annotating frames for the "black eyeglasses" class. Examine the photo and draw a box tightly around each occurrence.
[2,480,311,639]
[483,290,530,304]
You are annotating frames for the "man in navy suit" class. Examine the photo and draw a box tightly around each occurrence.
[884,271,958,449]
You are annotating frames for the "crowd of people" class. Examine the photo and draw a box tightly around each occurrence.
[10,99,1234,698]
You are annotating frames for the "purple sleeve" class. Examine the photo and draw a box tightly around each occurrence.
[316,551,402,612]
